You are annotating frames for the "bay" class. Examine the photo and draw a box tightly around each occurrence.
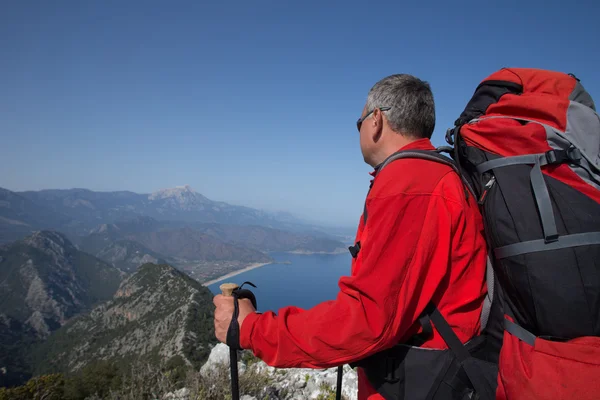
[207,252,352,312]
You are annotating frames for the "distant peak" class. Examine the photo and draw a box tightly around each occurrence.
[149,185,195,198]
[147,185,210,207]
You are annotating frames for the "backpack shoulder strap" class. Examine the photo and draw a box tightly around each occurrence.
[379,148,457,172]
[377,148,476,201]
[352,147,478,258]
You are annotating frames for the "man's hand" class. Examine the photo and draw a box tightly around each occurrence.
[213,294,256,345]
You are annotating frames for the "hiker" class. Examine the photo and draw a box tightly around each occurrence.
[213,74,493,400]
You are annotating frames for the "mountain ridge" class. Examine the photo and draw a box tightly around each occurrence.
[0,231,124,386]
[1,185,354,246]
[14,185,339,233]
[33,262,217,376]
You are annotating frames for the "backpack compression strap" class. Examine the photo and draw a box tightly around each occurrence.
[471,117,600,258]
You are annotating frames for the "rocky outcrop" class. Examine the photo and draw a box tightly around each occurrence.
[196,343,358,400]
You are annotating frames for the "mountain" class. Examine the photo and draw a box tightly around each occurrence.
[0,231,123,386]
[132,228,272,263]
[33,263,218,376]
[94,240,170,273]
[81,216,346,256]
[77,216,164,255]
[80,217,273,264]
[13,185,347,236]
[0,188,74,244]
[0,231,124,337]
[192,222,348,253]
[17,188,144,225]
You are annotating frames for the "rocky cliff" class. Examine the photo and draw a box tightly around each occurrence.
[0,231,123,338]
[34,263,217,375]
[0,231,123,387]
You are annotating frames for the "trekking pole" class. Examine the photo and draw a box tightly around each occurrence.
[336,365,343,400]
[220,282,240,400]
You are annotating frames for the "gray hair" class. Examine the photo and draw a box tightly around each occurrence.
[366,74,435,139]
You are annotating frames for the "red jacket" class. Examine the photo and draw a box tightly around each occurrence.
[240,138,488,400]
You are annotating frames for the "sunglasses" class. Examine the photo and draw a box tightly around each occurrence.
[356,107,391,132]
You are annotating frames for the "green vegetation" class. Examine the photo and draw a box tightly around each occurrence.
[0,357,290,400]
[0,374,65,400]
[1,357,179,400]
[0,317,38,387]
[316,382,350,400]
[241,350,262,367]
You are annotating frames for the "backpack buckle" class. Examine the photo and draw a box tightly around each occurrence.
[445,127,458,145]
[566,147,582,162]
[544,150,564,164]
[544,148,582,165]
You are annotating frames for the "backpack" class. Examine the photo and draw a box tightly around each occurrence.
[444,67,600,399]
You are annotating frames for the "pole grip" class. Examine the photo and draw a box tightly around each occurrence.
[220,282,238,297]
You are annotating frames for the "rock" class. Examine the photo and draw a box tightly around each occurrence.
[238,361,247,375]
[163,387,190,399]
[240,396,257,400]
[199,343,359,400]
[200,343,233,376]
[293,378,306,389]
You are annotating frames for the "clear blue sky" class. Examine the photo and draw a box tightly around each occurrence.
[1,0,598,227]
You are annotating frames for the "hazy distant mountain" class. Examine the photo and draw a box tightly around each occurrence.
[80,216,346,260]
[0,231,123,386]
[0,188,74,244]
[94,240,170,273]
[78,216,169,262]
[79,217,272,263]
[192,222,347,253]
[34,263,217,375]
[0,185,354,249]
[14,185,336,234]
[133,228,273,263]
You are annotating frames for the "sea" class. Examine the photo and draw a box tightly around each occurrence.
[207,252,353,312]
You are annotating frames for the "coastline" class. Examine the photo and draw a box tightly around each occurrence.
[286,248,348,255]
[201,250,349,287]
[202,262,272,286]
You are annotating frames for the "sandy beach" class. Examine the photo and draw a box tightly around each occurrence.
[202,262,272,286]
[287,248,348,255]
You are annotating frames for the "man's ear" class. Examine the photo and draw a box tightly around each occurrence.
[371,108,384,143]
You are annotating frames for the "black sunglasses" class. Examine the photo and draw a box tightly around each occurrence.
[356,107,391,132]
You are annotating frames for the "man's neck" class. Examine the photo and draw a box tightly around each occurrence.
[372,136,420,167]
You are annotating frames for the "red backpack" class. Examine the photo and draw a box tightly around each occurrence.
[445,68,600,399]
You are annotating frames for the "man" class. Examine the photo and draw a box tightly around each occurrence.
[213,74,489,400]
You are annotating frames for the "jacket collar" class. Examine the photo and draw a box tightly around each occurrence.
[369,138,435,179]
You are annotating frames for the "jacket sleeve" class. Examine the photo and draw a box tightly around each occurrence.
[239,188,458,369]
